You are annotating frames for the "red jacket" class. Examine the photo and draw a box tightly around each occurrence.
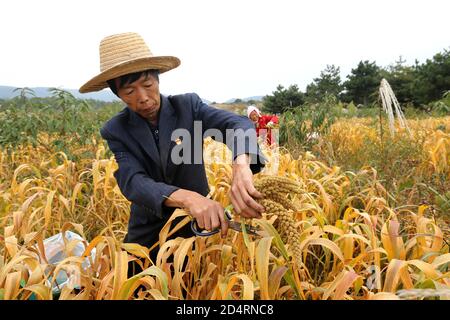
[256,115,279,145]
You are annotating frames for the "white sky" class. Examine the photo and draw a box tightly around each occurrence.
[1,0,449,103]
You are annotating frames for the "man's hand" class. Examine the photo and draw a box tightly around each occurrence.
[164,189,229,238]
[230,154,265,219]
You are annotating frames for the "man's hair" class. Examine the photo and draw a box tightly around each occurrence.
[107,69,160,96]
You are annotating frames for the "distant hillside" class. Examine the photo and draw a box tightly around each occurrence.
[0,86,217,104]
[0,86,263,105]
[0,86,120,102]
[224,96,264,104]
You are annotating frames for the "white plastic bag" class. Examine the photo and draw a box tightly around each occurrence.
[42,231,96,294]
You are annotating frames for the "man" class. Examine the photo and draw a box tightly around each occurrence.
[79,32,266,264]
[247,105,279,146]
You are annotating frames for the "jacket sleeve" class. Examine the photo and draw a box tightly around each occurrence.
[258,115,272,127]
[189,93,267,172]
[271,115,279,124]
[101,126,179,219]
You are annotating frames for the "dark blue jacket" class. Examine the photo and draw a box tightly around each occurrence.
[100,93,265,248]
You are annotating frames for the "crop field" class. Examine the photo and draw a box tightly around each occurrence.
[0,104,449,300]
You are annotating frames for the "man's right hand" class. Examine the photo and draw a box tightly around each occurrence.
[164,189,229,238]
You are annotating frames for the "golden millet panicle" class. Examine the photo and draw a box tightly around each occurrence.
[254,175,303,197]
[255,176,303,268]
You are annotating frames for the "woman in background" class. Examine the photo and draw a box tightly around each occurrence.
[247,105,279,146]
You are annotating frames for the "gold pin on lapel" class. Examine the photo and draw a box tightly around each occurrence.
[175,138,182,145]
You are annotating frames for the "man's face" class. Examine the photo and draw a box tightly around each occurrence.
[116,73,161,123]
[249,111,259,122]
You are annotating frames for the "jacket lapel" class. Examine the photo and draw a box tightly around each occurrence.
[158,95,177,181]
[127,107,161,167]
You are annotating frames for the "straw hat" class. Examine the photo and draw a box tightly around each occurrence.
[79,32,180,93]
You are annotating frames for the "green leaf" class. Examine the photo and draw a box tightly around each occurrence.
[254,219,289,260]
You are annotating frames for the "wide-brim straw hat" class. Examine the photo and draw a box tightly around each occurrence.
[79,32,180,93]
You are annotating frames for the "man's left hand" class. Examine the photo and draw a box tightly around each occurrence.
[230,154,265,219]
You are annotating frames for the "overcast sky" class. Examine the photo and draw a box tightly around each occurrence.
[1,0,449,102]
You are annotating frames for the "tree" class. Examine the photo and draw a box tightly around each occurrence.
[305,65,343,103]
[413,49,450,105]
[262,84,305,114]
[343,60,382,105]
[381,56,416,105]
